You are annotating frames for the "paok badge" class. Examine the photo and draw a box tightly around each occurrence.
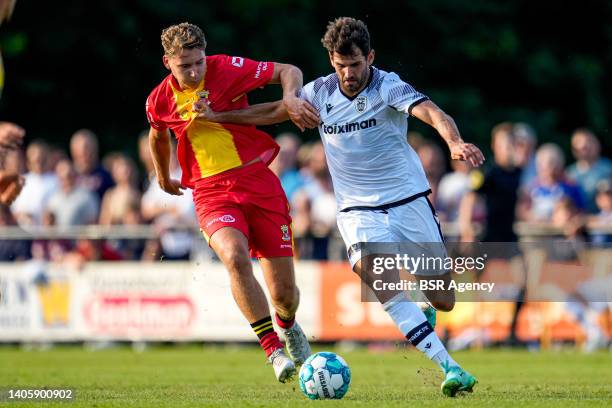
[354,95,367,112]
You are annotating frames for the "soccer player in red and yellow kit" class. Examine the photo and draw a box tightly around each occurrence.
[146,23,318,383]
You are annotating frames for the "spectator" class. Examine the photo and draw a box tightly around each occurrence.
[47,145,68,174]
[521,143,585,222]
[513,122,538,189]
[567,128,612,214]
[0,146,25,174]
[458,122,525,345]
[459,122,521,242]
[114,202,146,260]
[0,121,25,159]
[45,159,99,228]
[0,204,31,261]
[292,141,337,259]
[138,130,155,191]
[70,129,114,201]
[11,140,59,227]
[0,148,25,206]
[269,132,304,203]
[99,153,140,225]
[589,178,612,245]
[437,160,483,222]
[417,142,446,205]
[141,145,196,261]
[551,197,588,242]
[30,211,72,262]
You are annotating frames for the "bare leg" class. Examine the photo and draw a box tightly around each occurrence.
[209,227,270,322]
[259,257,299,319]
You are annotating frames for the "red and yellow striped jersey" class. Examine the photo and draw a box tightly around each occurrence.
[145,54,279,188]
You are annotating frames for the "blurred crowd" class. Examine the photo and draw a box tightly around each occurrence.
[0,129,198,264]
[0,124,610,263]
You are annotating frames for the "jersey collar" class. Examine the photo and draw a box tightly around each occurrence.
[169,75,205,94]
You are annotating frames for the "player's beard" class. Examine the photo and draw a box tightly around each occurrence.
[342,68,369,95]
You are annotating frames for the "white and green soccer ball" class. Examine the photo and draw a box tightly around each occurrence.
[298,351,351,400]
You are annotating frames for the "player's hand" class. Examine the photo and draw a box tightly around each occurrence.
[0,122,25,150]
[158,177,184,196]
[193,99,221,122]
[0,171,25,205]
[448,142,485,167]
[283,96,319,132]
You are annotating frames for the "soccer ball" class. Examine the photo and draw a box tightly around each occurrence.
[298,352,351,400]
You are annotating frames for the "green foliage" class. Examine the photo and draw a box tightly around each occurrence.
[0,0,610,159]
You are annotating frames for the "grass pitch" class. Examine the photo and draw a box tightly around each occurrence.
[0,345,610,407]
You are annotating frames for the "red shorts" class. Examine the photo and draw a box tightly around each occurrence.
[193,161,293,258]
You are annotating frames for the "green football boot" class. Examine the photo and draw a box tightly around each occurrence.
[441,365,477,397]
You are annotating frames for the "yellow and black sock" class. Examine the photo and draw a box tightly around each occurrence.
[251,316,275,339]
[251,316,282,357]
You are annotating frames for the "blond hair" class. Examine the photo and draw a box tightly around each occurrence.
[161,22,206,56]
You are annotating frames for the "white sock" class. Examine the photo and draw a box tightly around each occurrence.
[417,301,432,311]
[383,293,459,374]
[431,349,460,373]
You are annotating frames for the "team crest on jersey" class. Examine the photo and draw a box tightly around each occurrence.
[197,90,210,99]
[280,225,291,242]
[231,56,244,67]
[354,96,367,112]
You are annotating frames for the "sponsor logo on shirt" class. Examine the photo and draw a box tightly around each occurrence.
[321,118,377,135]
[231,56,244,67]
[255,61,268,79]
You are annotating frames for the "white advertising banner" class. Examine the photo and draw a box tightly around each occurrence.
[0,261,320,342]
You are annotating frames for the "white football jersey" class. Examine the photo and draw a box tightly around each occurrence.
[300,67,431,211]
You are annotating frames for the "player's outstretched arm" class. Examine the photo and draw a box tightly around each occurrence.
[193,100,290,126]
[269,63,319,131]
[411,100,484,167]
[148,127,183,196]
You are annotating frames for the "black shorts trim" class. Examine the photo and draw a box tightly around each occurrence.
[339,189,432,213]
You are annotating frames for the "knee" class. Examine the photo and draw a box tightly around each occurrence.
[219,246,251,276]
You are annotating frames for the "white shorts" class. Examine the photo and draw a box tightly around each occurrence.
[337,196,445,270]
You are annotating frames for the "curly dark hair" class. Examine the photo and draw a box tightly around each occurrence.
[321,17,371,57]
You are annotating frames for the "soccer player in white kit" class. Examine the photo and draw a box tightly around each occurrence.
[195,17,484,397]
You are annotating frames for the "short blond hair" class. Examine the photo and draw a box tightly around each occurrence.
[161,22,206,56]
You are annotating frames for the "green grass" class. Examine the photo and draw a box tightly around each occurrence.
[0,345,611,407]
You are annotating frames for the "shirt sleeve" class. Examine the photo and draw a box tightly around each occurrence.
[380,72,429,115]
[298,81,315,104]
[223,56,274,100]
[297,79,323,112]
[145,93,166,131]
